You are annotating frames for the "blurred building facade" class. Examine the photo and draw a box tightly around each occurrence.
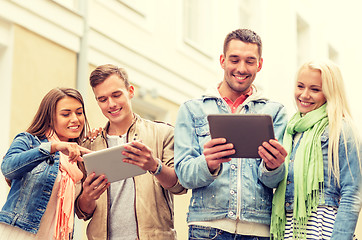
[0,0,361,239]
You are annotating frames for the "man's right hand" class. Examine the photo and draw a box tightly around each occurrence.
[78,173,110,215]
[203,138,235,174]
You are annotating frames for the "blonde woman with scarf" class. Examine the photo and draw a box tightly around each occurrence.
[0,88,91,239]
[258,60,362,239]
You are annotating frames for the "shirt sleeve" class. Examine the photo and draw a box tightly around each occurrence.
[2,133,53,179]
[331,126,362,239]
[39,142,52,154]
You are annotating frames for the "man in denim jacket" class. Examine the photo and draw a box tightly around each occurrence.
[174,29,288,239]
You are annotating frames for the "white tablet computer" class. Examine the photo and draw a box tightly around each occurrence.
[83,144,146,182]
[207,114,275,158]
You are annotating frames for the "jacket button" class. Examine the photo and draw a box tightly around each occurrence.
[228,211,234,216]
[285,202,290,207]
[231,165,236,170]
[230,190,235,195]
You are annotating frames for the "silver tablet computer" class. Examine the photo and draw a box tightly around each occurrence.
[207,114,275,158]
[83,144,146,182]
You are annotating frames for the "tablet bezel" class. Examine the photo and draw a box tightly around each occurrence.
[207,114,275,158]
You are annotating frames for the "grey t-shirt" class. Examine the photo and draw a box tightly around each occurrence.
[107,134,137,240]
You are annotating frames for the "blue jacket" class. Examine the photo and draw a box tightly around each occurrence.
[174,86,288,225]
[0,132,60,234]
[285,125,362,239]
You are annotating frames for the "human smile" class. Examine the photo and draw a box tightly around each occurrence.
[68,125,81,131]
[109,108,122,116]
[233,74,248,81]
[299,100,313,107]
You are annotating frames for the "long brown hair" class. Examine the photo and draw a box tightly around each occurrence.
[26,88,89,144]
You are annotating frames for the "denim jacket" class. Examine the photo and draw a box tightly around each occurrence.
[174,85,288,225]
[0,132,60,234]
[285,125,362,239]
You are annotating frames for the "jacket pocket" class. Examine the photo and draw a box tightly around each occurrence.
[195,117,210,150]
[195,117,210,137]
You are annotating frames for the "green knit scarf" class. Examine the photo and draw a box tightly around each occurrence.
[270,104,328,240]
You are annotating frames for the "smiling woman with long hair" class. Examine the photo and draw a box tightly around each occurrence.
[260,60,362,240]
[0,88,91,240]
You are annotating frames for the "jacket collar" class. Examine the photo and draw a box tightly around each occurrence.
[101,113,141,140]
[201,82,268,104]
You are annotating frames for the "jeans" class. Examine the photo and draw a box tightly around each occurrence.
[188,225,270,240]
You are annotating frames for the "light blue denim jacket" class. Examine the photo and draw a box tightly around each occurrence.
[285,125,362,239]
[174,86,288,225]
[0,132,60,234]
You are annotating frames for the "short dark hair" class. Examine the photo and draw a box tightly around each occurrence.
[90,64,130,89]
[223,29,262,58]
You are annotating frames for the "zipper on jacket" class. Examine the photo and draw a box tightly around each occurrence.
[126,120,140,239]
[132,178,140,239]
[106,187,110,240]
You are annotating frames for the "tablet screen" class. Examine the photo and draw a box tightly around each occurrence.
[207,114,275,158]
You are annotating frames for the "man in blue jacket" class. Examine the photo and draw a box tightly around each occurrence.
[174,29,288,239]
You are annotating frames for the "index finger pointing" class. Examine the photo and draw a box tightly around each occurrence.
[79,146,92,155]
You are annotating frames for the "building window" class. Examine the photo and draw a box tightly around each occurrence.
[117,0,146,18]
[183,0,213,58]
[132,97,168,122]
[328,44,339,63]
[297,14,310,67]
[239,0,252,28]
[52,0,79,11]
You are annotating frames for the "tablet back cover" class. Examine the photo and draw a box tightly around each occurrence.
[83,144,146,182]
[207,114,275,158]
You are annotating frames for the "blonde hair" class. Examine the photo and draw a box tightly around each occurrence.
[296,60,361,184]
